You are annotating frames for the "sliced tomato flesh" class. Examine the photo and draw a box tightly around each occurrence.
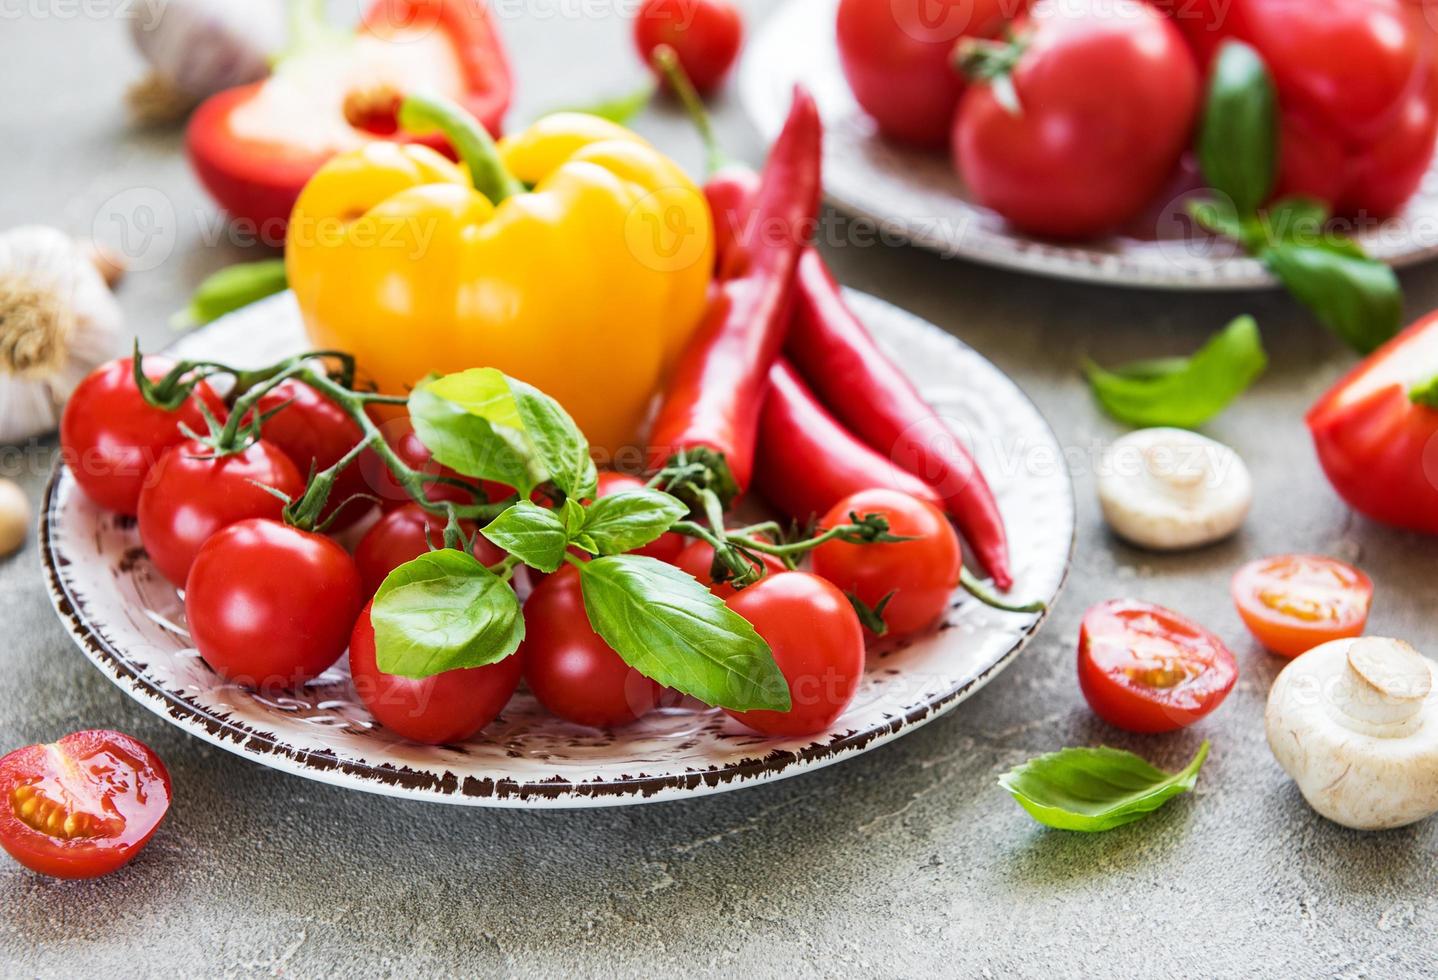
[1232,555,1373,658]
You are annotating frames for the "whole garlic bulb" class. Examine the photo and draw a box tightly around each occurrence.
[0,226,123,443]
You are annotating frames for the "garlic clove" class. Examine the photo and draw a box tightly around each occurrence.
[0,478,29,558]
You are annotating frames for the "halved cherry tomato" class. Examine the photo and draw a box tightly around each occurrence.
[0,729,171,879]
[354,503,505,598]
[349,602,522,744]
[635,0,744,95]
[246,380,370,530]
[1231,555,1373,658]
[1078,599,1238,734]
[594,472,686,562]
[674,538,785,598]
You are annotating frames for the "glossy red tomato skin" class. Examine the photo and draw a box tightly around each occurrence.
[811,489,962,640]
[724,572,866,737]
[521,566,664,728]
[953,0,1199,238]
[185,519,362,688]
[635,0,744,95]
[1077,599,1238,734]
[675,538,786,598]
[0,729,172,879]
[247,380,370,530]
[837,0,1020,149]
[59,357,225,516]
[349,602,522,744]
[1231,555,1373,658]
[354,503,505,598]
[137,438,304,586]
[593,472,685,562]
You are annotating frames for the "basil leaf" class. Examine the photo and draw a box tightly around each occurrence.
[372,549,524,678]
[577,555,789,712]
[1262,243,1402,354]
[409,383,532,494]
[177,259,289,328]
[479,500,568,573]
[999,741,1209,832]
[1084,315,1267,428]
[1198,40,1276,216]
[555,82,655,124]
[580,489,687,556]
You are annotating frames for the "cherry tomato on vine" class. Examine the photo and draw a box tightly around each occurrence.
[245,380,370,530]
[811,489,961,640]
[360,415,502,512]
[593,472,686,562]
[349,602,522,744]
[521,566,664,728]
[1078,599,1238,734]
[59,357,225,515]
[137,438,304,586]
[1231,555,1373,658]
[354,503,505,598]
[635,0,744,95]
[724,572,865,737]
[185,519,362,688]
[0,729,171,879]
[675,538,786,598]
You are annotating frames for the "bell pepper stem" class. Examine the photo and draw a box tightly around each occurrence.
[399,92,523,205]
[651,44,729,177]
[1410,374,1438,408]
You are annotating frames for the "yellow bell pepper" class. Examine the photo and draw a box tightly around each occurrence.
[285,98,713,456]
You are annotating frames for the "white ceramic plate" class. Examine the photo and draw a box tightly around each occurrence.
[739,0,1438,289]
[42,290,1074,808]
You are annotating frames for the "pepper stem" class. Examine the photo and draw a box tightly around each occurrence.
[399,92,523,205]
[1411,374,1438,409]
[651,44,729,177]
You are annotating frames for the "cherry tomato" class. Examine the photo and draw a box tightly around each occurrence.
[1078,599,1238,734]
[349,602,522,744]
[59,357,225,515]
[592,472,686,562]
[953,0,1200,238]
[1231,555,1374,658]
[354,503,506,598]
[837,0,1020,148]
[724,572,865,737]
[635,0,744,95]
[137,438,304,586]
[359,415,500,512]
[0,729,171,879]
[185,519,362,688]
[675,538,786,598]
[811,489,962,640]
[521,566,664,728]
[245,380,369,530]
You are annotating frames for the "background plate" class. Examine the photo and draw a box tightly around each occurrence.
[42,290,1074,808]
[739,0,1438,289]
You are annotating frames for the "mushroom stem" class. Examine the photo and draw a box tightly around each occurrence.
[1333,638,1432,736]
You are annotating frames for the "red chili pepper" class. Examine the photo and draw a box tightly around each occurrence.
[1307,311,1438,534]
[647,86,823,502]
[187,0,513,236]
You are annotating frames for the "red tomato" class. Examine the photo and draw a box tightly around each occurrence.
[724,572,865,737]
[811,489,962,640]
[837,0,1020,148]
[0,729,171,879]
[635,0,744,95]
[349,602,522,744]
[59,357,225,515]
[137,438,304,586]
[359,415,500,512]
[675,538,786,598]
[1307,312,1438,534]
[953,0,1199,238]
[246,380,369,530]
[521,566,664,728]
[592,472,686,562]
[1078,599,1238,734]
[354,503,505,598]
[185,519,362,688]
[1231,555,1374,658]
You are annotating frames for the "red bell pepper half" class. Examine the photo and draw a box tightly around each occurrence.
[1307,311,1438,534]
[187,0,512,236]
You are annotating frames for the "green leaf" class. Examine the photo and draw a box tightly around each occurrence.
[999,741,1210,832]
[1198,40,1276,216]
[1084,315,1267,428]
[372,549,523,678]
[479,500,568,573]
[553,82,656,124]
[176,259,288,328]
[408,382,532,495]
[1262,243,1403,354]
[577,555,789,712]
[580,489,687,556]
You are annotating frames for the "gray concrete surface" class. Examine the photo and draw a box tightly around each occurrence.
[3,2,1437,977]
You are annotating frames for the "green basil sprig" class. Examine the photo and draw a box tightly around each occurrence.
[1192,40,1402,354]
[1084,315,1267,428]
[999,741,1209,832]
[574,489,688,556]
[478,500,570,573]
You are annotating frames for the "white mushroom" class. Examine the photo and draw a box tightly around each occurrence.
[1266,637,1438,830]
[1097,428,1252,550]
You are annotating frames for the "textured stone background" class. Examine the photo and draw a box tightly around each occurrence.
[3,2,1437,976]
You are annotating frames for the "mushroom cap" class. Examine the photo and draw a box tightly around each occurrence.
[1098,428,1252,551]
[1266,638,1438,830]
